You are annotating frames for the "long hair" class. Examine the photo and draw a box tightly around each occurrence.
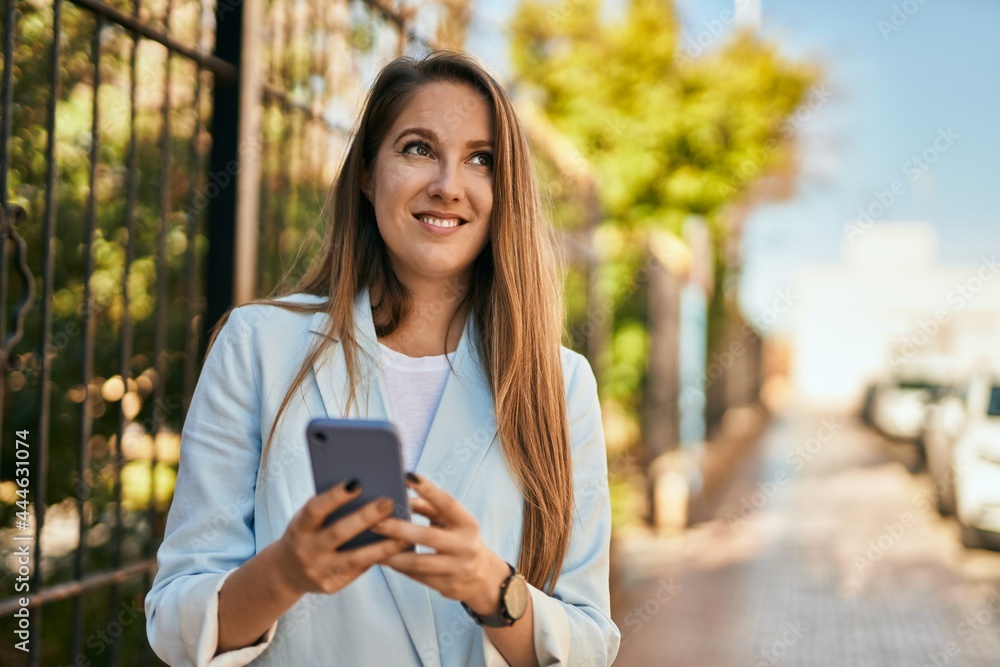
[207,51,572,594]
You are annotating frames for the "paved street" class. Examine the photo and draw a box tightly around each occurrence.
[611,412,1000,667]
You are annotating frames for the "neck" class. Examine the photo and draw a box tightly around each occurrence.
[375,273,471,357]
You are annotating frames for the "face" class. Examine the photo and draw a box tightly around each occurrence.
[361,80,494,291]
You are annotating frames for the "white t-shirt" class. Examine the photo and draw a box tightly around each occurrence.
[377,341,453,471]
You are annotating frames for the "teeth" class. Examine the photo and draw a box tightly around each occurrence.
[418,215,462,228]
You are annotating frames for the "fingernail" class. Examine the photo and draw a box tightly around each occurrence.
[405,472,421,485]
[345,478,361,492]
[378,498,395,513]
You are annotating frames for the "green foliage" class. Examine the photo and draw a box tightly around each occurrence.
[512,0,817,231]
[512,0,819,435]
[0,0,465,662]
[0,0,333,660]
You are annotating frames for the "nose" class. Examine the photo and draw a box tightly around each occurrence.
[427,159,462,202]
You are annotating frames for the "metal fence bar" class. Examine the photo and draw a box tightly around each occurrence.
[65,0,236,82]
[181,7,209,415]
[271,0,293,292]
[134,0,173,657]
[0,560,158,616]
[204,0,244,334]
[256,89,270,297]
[71,11,103,659]
[111,0,143,660]
[29,0,63,661]
[0,0,11,201]
[0,0,16,447]
[256,0,279,295]
[231,0,263,307]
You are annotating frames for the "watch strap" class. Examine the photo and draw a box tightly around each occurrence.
[461,562,519,628]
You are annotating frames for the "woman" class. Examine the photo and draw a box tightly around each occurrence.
[145,51,620,667]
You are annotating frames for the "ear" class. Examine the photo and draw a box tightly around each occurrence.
[360,165,373,202]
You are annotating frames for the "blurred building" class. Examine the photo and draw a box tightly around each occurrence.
[792,222,1000,408]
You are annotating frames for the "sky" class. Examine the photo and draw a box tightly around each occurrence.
[464,0,1000,332]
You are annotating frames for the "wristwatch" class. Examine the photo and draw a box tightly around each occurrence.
[461,562,529,628]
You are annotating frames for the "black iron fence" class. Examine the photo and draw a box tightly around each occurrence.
[0,0,763,660]
[0,0,444,664]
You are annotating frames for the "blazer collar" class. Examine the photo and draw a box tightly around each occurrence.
[305,286,386,420]
[306,286,499,666]
[306,286,491,434]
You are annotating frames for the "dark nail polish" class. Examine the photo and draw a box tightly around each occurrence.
[345,478,361,492]
[405,472,421,484]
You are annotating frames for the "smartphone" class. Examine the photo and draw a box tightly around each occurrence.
[306,418,412,551]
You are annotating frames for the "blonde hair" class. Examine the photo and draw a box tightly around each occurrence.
[208,51,572,594]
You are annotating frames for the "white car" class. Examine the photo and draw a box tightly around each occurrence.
[871,382,935,441]
[867,357,956,444]
[922,389,968,515]
[952,369,1000,547]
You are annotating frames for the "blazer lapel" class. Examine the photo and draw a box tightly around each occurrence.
[413,313,499,504]
[307,288,379,419]
[400,307,501,666]
[307,287,443,667]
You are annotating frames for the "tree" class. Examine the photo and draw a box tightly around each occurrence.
[510,0,818,436]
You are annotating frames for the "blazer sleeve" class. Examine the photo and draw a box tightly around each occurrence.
[145,307,279,667]
[484,353,622,666]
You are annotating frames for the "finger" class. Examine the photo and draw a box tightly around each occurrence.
[319,538,412,590]
[333,536,413,572]
[381,552,456,577]
[297,479,363,531]
[409,497,445,526]
[405,473,474,529]
[319,496,400,550]
[377,559,460,599]
[370,517,461,553]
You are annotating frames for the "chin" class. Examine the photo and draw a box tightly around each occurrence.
[419,264,467,279]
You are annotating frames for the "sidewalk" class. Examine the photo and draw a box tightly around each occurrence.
[610,411,1000,666]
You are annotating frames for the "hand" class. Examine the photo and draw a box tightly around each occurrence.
[370,473,513,616]
[274,480,412,597]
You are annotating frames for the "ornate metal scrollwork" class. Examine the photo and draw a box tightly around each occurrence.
[1,202,35,373]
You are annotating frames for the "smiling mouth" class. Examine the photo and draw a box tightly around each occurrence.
[414,214,467,229]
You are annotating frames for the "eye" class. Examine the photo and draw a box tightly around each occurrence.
[471,152,493,169]
[401,140,432,157]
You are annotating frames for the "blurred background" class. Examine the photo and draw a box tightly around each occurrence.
[1,0,999,664]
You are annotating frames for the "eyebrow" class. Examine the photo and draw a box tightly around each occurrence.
[395,127,493,150]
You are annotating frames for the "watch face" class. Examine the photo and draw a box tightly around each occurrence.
[504,574,530,621]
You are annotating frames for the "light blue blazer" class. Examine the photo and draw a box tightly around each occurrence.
[145,287,621,666]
